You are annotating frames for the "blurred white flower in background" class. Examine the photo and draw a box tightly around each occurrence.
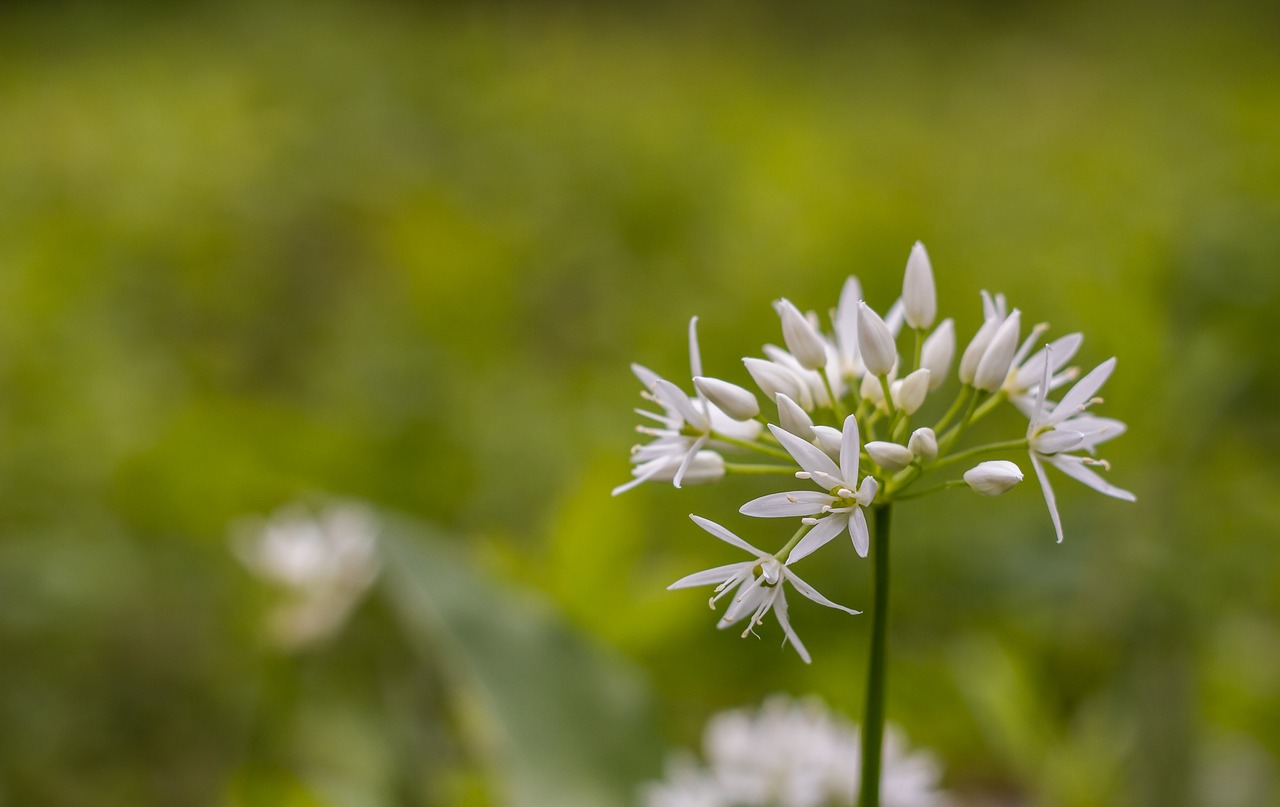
[642,695,952,807]
[231,501,382,649]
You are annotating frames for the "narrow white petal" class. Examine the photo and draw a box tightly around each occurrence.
[720,576,768,626]
[834,276,862,360]
[687,316,703,379]
[839,414,861,484]
[1048,455,1136,501]
[1047,357,1116,425]
[784,513,848,563]
[849,507,870,557]
[631,363,661,390]
[959,316,999,385]
[668,561,752,590]
[689,514,769,557]
[740,491,833,518]
[855,475,879,506]
[769,423,843,485]
[769,590,811,664]
[1030,452,1065,543]
[784,568,861,615]
[671,435,708,488]
[1033,428,1085,456]
[652,379,703,427]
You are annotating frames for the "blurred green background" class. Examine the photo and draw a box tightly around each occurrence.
[1,1,1278,805]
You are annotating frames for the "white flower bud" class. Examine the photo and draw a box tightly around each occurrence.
[775,393,814,441]
[693,376,759,421]
[959,317,998,385]
[860,369,885,407]
[811,425,843,458]
[963,460,1023,496]
[902,241,936,330]
[857,302,898,377]
[893,369,931,415]
[866,441,914,472]
[974,309,1021,392]
[743,358,804,405]
[774,298,830,371]
[908,427,937,463]
[920,319,955,390]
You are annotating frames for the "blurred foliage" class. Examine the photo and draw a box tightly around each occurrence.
[0,0,1278,805]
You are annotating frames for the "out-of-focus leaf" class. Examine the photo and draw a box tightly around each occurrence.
[380,518,659,807]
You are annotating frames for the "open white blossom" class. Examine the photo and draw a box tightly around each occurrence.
[1027,347,1136,542]
[232,501,381,649]
[617,318,762,495]
[668,516,858,664]
[740,416,878,561]
[642,695,953,807]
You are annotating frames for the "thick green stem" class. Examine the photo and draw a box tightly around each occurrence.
[859,504,892,807]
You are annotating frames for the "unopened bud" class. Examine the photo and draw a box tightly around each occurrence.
[902,241,937,330]
[866,441,914,472]
[694,376,760,421]
[908,428,938,463]
[963,460,1023,496]
[857,302,898,377]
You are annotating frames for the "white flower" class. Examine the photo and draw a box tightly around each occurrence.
[231,502,381,649]
[891,368,931,415]
[740,415,878,561]
[902,241,937,330]
[963,460,1024,496]
[775,298,830,371]
[643,695,953,807]
[617,318,762,495]
[1027,347,1135,542]
[776,392,816,440]
[1004,331,1083,416]
[829,275,865,388]
[857,302,898,377]
[668,516,858,664]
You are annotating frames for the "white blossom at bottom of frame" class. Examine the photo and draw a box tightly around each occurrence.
[641,695,953,807]
[231,500,381,650]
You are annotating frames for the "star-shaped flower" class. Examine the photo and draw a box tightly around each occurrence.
[668,516,858,664]
[739,415,878,561]
[1027,346,1135,542]
[615,317,762,495]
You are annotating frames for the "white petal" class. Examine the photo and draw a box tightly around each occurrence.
[668,561,752,590]
[1032,428,1085,456]
[770,590,811,663]
[784,513,848,563]
[720,576,768,626]
[963,460,1023,496]
[1014,333,1083,390]
[1030,452,1065,543]
[784,568,860,615]
[849,507,870,557]
[834,276,862,360]
[959,316,999,385]
[1047,357,1116,425]
[743,358,805,406]
[631,363,661,391]
[908,428,938,463]
[902,241,937,330]
[689,514,769,557]
[739,491,833,518]
[769,423,844,487]
[652,378,704,428]
[839,414,861,484]
[1048,455,1136,501]
[893,368,930,415]
[687,316,703,379]
[855,475,879,506]
[671,435,709,488]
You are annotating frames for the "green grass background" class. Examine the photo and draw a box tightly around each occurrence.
[0,1,1277,805]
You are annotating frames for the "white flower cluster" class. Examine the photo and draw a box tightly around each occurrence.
[616,243,1133,661]
[231,501,382,649]
[642,695,951,807]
